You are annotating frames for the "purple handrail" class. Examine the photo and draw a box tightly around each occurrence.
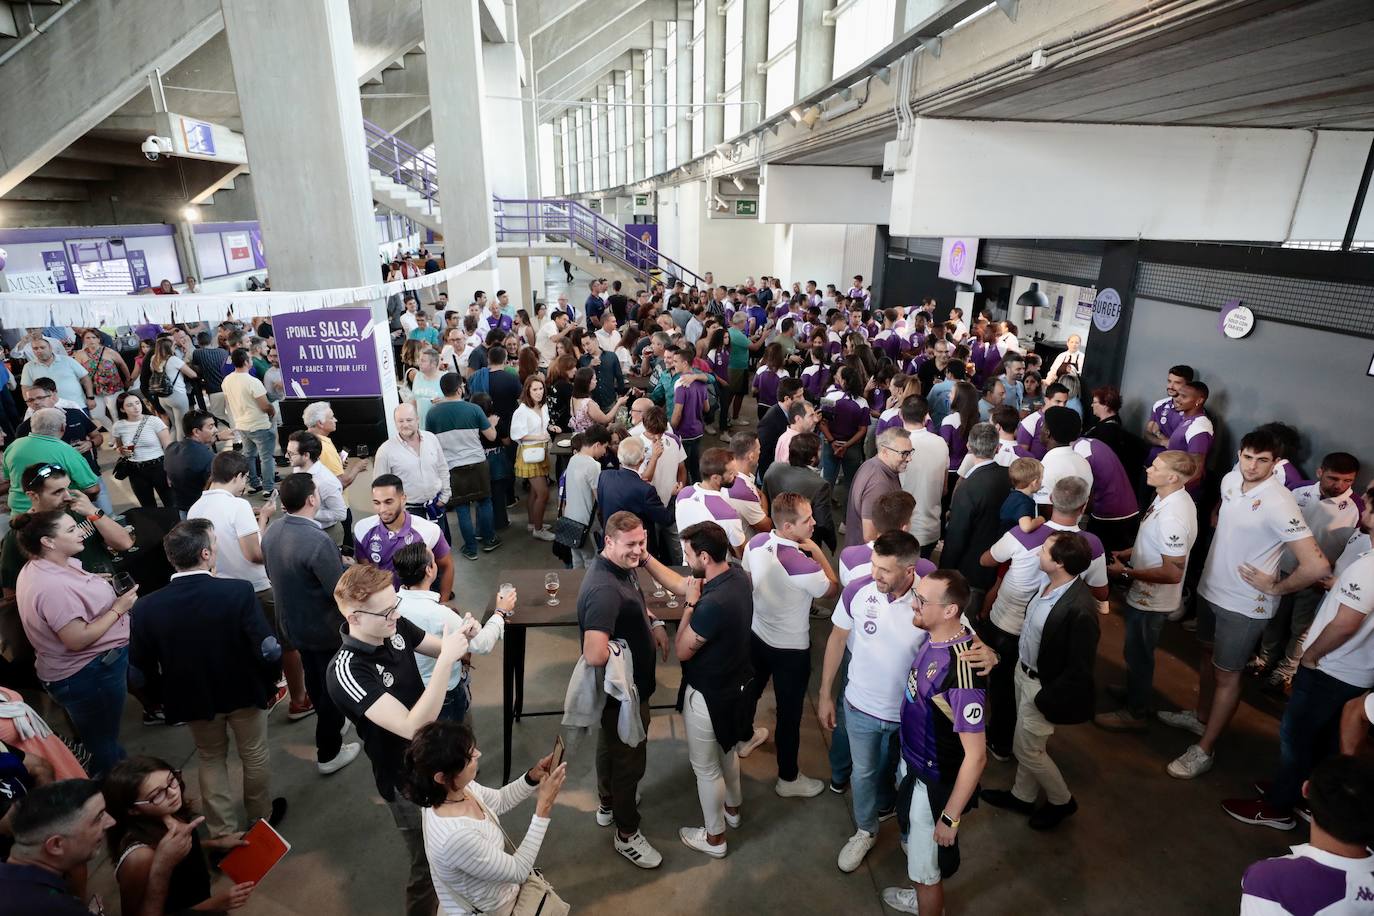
[492,197,707,289]
[364,119,437,214]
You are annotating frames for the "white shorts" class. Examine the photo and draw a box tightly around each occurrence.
[906,778,942,886]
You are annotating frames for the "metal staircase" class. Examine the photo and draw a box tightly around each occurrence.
[363,120,706,289]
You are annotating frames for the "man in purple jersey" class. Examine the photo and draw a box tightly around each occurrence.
[667,347,709,483]
[881,569,987,916]
[1073,435,1141,553]
[1166,379,1214,494]
[354,475,454,600]
[1143,364,1194,465]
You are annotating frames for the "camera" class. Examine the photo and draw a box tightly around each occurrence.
[141,136,173,161]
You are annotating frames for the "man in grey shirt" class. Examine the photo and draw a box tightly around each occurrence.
[563,426,611,567]
[843,428,912,550]
[762,432,836,551]
[260,471,360,777]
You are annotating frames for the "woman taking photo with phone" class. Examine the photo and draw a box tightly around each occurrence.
[13,509,138,778]
[403,720,567,916]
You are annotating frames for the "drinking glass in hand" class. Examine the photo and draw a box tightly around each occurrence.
[112,572,137,597]
[545,572,560,606]
[357,444,371,459]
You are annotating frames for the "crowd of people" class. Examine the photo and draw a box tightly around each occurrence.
[0,266,1371,916]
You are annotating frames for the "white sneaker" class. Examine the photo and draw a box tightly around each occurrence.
[595,806,615,827]
[1156,709,1206,737]
[614,830,663,869]
[531,527,555,542]
[705,424,719,436]
[775,774,825,798]
[1167,744,1215,779]
[724,808,741,829]
[882,887,921,914]
[837,829,877,872]
[679,827,727,859]
[317,741,361,776]
[736,726,768,758]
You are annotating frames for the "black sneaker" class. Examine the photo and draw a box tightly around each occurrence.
[828,780,849,795]
[981,788,1036,816]
[461,546,480,561]
[877,806,897,822]
[1028,796,1078,831]
[482,537,503,552]
[141,709,166,726]
[268,797,289,827]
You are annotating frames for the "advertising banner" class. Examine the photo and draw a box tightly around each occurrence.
[275,307,382,397]
[223,231,256,274]
[126,251,151,291]
[41,250,75,293]
[938,237,979,285]
[625,223,657,271]
[249,228,267,269]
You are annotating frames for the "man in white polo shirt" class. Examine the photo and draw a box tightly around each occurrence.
[1222,548,1374,830]
[978,477,1107,760]
[818,531,992,873]
[1161,428,1330,780]
[742,493,839,799]
[1016,384,1070,461]
[726,433,772,537]
[1257,452,1362,690]
[900,396,949,558]
[1096,451,1200,731]
[1034,408,1092,509]
[674,447,746,559]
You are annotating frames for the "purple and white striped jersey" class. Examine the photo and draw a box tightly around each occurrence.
[822,390,870,441]
[1146,396,1183,464]
[940,413,969,471]
[753,365,787,408]
[987,521,1107,634]
[1017,411,1049,460]
[675,485,745,558]
[1240,843,1374,916]
[801,364,830,400]
[726,473,768,532]
[743,531,834,649]
[839,539,937,587]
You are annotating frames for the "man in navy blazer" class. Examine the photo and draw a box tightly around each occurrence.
[596,437,674,551]
[129,518,286,840]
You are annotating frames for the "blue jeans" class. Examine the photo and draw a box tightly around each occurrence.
[437,676,471,723]
[1265,666,1364,811]
[845,700,900,834]
[93,479,115,515]
[829,649,853,785]
[242,428,277,493]
[821,438,864,488]
[453,497,495,552]
[43,646,129,778]
[1122,604,1168,715]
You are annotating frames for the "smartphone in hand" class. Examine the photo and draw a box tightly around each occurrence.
[551,734,566,770]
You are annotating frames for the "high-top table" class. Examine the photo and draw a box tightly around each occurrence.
[488,567,685,781]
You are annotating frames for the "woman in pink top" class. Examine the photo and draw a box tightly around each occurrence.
[13,509,139,777]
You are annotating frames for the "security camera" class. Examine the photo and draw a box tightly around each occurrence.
[141,136,173,161]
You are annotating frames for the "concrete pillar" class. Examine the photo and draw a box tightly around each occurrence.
[741,0,769,131]
[422,0,500,309]
[579,104,594,191]
[482,40,536,309]
[221,0,398,426]
[675,4,693,167]
[613,71,629,187]
[631,51,647,182]
[597,81,612,190]
[652,25,668,175]
[795,0,836,99]
[703,0,726,147]
[172,221,204,287]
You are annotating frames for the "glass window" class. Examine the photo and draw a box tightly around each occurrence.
[665,22,678,169]
[832,0,896,80]
[765,0,799,117]
[724,0,744,138]
[692,0,705,157]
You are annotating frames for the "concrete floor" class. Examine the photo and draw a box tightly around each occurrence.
[51,267,1303,913]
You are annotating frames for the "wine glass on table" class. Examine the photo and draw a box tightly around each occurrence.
[545,572,561,607]
[651,576,666,599]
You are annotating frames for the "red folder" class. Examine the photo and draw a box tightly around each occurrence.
[219,819,291,885]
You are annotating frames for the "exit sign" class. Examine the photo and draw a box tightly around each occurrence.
[634,193,649,207]
[735,199,758,216]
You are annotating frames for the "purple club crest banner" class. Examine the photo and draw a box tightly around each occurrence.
[626,223,657,271]
[275,307,382,397]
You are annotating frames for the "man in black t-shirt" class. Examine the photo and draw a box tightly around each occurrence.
[325,565,470,916]
[164,410,220,513]
[576,510,674,869]
[674,521,755,859]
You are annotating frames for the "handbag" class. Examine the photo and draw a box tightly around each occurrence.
[551,516,588,550]
[112,417,150,480]
[519,442,547,464]
[452,793,570,916]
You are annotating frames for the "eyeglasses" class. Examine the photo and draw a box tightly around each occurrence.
[353,596,402,620]
[133,771,182,807]
[31,463,65,479]
[881,445,915,460]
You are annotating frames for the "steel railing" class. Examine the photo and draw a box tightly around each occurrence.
[364,119,438,214]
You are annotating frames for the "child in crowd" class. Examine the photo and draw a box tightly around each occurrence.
[1001,457,1044,533]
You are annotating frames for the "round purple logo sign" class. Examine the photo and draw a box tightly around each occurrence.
[948,241,967,276]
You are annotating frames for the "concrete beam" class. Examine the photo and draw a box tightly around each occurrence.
[0,0,223,196]
[349,0,424,85]
[532,0,670,66]
[478,0,510,43]
[758,164,891,223]
[539,43,644,120]
[1,178,92,202]
[33,159,118,182]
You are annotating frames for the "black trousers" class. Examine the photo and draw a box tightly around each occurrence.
[300,648,346,763]
[973,619,1020,757]
[749,634,811,781]
[596,697,650,834]
[126,458,173,509]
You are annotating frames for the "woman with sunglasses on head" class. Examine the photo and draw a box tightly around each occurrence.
[103,756,256,914]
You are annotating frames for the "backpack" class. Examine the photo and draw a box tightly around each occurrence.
[146,365,174,398]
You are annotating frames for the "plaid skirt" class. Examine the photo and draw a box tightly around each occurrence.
[514,441,552,478]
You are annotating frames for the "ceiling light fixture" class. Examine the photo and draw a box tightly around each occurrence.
[1016,281,1048,309]
[731,175,745,192]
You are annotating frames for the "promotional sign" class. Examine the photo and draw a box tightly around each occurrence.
[625,223,658,271]
[275,307,382,397]
[1218,299,1255,339]
[1091,287,1123,332]
[41,250,75,293]
[223,231,256,273]
[4,271,59,293]
[249,228,267,269]
[179,118,217,157]
[126,251,151,291]
[1075,287,1096,321]
[938,237,979,285]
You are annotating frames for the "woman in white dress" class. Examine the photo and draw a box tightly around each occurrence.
[403,720,567,916]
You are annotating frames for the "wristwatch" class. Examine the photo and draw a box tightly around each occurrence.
[939,811,959,829]
[86,509,105,522]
